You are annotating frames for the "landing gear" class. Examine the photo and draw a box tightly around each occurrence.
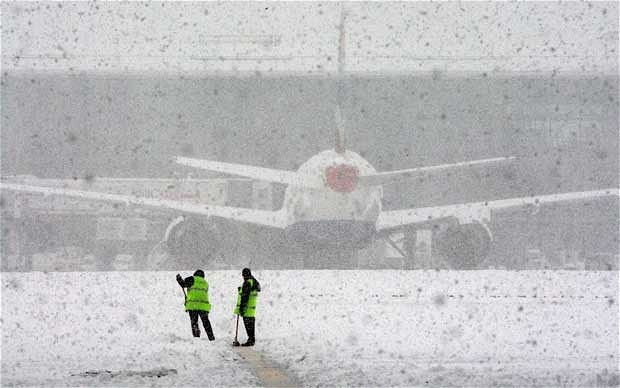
[382,233,412,269]
[387,227,433,270]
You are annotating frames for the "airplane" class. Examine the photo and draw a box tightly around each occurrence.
[1,115,618,269]
[3,5,617,269]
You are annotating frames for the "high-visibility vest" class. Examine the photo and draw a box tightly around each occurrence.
[234,278,258,317]
[185,276,211,312]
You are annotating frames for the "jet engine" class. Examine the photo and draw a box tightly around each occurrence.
[164,216,222,267]
[433,221,493,269]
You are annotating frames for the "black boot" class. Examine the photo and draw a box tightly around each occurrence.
[242,317,255,346]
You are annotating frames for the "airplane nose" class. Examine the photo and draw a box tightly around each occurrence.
[325,164,359,192]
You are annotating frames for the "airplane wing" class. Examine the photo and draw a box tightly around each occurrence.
[0,183,287,229]
[358,156,516,187]
[175,156,323,188]
[376,188,619,231]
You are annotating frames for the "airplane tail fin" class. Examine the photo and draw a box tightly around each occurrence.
[335,5,347,155]
[335,105,346,154]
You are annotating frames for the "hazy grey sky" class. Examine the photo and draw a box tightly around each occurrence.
[2,1,618,75]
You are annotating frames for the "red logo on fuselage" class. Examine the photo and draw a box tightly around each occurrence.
[325,164,359,192]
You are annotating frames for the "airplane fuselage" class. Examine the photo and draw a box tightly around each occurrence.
[283,149,383,248]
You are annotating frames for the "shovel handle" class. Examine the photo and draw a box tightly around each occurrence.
[235,314,239,342]
[177,275,187,299]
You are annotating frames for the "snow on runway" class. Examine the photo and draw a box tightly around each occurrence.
[1,270,618,387]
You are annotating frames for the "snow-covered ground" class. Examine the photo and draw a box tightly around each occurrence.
[1,270,618,387]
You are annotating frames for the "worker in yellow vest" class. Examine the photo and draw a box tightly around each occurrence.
[233,268,261,346]
[176,269,215,340]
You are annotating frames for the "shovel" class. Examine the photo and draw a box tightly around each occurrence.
[232,315,241,346]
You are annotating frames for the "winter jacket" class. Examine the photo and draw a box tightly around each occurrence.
[179,275,211,312]
[235,277,260,317]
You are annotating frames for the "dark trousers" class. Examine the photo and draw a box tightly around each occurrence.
[189,310,214,340]
[242,316,255,342]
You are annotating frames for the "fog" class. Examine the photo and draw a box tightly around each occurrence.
[1,2,619,386]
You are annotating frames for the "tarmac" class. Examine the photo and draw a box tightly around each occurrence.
[234,347,301,387]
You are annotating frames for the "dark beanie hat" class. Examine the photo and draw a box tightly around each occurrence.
[242,268,251,277]
[194,269,205,277]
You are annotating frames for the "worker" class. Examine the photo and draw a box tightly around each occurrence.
[176,269,215,340]
[233,268,261,346]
